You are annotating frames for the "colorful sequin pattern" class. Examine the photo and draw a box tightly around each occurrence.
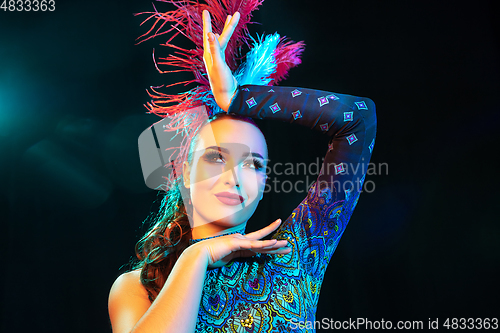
[192,85,377,332]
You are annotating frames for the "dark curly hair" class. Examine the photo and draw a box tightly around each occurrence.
[131,113,263,302]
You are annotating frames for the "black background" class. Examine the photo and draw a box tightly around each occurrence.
[1,0,499,332]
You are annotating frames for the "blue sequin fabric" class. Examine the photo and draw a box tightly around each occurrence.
[193,85,377,332]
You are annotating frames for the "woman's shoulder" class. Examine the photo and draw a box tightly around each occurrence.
[109,269,149,302]
[108,269,153,331]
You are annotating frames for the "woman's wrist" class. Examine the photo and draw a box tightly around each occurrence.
[226,77,239,112]
[182,242,210,267]
[214,76,238,112]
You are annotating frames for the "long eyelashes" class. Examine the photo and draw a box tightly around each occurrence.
[202,150,264,171]
[203,151,224,163]
[252,159,264,170]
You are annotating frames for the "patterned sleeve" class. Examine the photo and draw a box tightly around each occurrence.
[228,84,377,282]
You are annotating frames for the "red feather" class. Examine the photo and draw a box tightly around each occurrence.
[136,0,265,113]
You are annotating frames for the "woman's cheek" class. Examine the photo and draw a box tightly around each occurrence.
[242,171,265,199]
[194,161,225,184]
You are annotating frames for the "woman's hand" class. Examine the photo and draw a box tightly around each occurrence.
[191,219,290,269]
[202,9,240,112]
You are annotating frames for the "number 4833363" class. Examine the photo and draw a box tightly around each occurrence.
[1,0,55,11]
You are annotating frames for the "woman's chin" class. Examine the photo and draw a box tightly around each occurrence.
[191,195,260,228]
[205,211,249,227]
[208,196,251,216]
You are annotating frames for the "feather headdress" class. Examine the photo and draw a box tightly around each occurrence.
[136,0,305,191]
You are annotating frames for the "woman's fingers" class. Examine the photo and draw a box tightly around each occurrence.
[236,249,257,258]
[202,10,212,38]
[258,247,292,254]
[207,32,224,68]
[237,241,291,257]
[202,10,212,53]
[219,12,240,50]
[261,239,289,250]
[202,10,214,71]
[234,238,288,253]
[236,247,291,258]
[203,10,237,56]
[240,238,278,249]
[245,219,282,240]
[203,11,224,69]
[233,241,290,258]
[223,15,232,30]
[204,233,289,268]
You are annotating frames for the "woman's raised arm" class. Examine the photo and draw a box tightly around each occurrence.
[228,84,377,276]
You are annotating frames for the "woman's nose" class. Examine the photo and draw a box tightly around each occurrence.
[220,164,241,188]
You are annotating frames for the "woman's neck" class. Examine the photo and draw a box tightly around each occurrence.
[191,223,246,240]
[190,210,246,239]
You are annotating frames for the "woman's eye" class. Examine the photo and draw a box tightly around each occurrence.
[243,160,254,169]
[204,152,225,163]
[243,159,264,170]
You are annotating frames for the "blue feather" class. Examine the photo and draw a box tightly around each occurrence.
[234,33,281,86]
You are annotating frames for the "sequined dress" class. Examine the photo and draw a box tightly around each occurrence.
[191,84,377,332]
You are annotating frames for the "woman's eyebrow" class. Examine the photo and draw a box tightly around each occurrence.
[205,146,230,154]
[241,152,265,160]
[205,146,264,160]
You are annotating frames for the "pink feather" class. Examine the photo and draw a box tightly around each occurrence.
[271,38,306,85]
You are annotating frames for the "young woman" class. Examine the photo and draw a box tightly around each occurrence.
[109,3,376,332]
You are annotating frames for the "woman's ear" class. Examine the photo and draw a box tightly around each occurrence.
[182,161,191,189]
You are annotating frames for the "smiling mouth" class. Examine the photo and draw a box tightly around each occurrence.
[214,192,244,206]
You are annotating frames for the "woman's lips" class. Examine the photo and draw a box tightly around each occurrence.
[214,192,244,206]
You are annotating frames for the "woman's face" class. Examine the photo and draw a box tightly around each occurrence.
[183,118,268,229]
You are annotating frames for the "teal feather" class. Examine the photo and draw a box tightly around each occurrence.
[234,33,281,86]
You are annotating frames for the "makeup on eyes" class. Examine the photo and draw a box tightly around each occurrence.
[201,147,265,171]
[202,149,224,163]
